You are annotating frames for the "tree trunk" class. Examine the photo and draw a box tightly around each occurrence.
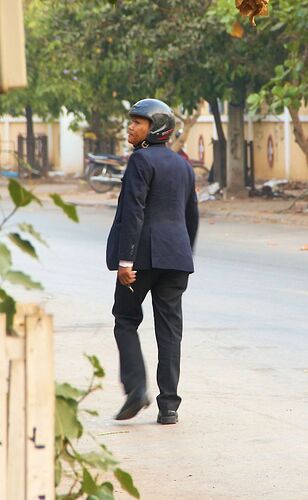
[226,101,247,197]
[171,99,204,153]
[25,104,35,169]
[90,109,103,144]
[209,98,227,187]
[288,107,308,165]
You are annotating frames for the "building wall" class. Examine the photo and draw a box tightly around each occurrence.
[1,104,307,181]
[253,120,286,180]
[59,110,84,174]
[290,122,308,180]
[185,104,308,182]
[186,120,218,169]
[0,117,60,170]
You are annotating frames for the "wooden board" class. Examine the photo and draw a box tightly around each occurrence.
[0,315,7,500]
[7,309,26,500]
[25,312,55,500]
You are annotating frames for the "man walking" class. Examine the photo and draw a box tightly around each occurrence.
[106,98,199,424]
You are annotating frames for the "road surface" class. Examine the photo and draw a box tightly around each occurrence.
[6,201,308,499]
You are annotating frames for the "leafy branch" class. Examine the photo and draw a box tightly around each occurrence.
[0,178,78,330]
[55,355,140,500]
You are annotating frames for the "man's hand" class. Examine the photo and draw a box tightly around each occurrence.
[117,266,137,286]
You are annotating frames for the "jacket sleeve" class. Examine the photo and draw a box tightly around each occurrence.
[118,152,153,262]
[185,181,199,250]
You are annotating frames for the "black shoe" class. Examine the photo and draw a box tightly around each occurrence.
[157,410,178,425]
[115,388,151,420]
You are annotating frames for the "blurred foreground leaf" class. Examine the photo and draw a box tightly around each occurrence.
[56,382,86,399]
[18,223,48,246]
[55,397,82,440]
[5,271,43,290]
[8,233,39,259]
[8,179,42,207]
[0,243,12,276]
[114,468,140,499]
[49,193,79,222]
[85,354,105,378]
[0,289,16,330]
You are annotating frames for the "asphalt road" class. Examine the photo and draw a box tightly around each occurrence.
[5,202,308,499]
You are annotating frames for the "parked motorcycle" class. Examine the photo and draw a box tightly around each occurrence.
[85,151,209,193]
[85,153,127,193]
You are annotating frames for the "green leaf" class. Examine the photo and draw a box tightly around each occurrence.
[5,270,43,290]
[8,179,42,207]
[56,382,86,400]
[0,288,16,330]
[100,482,113,493]
[55,438,75,466]
[87,485,114,500]
[83,409,99,417]
[114,468,140,499]
[49,194,79,223]
[270,22,285,32]
[0,243,12,277]
[82,450,118,471]
[18,223,48,247]
[55,396,83,439]
[82,467,97,495]
[85,354,105,378]
[8,233,39,259]
[55,458,62,487]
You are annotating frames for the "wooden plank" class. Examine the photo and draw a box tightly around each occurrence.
[26,312,55,500]
[6,336,25,361]
[13,303,42,335]
[0,315,7,500]
[7,341,26,499]
[7,304,29,500]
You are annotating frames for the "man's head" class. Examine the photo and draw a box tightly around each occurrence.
[128,98,175,147]
[127,115,151,146]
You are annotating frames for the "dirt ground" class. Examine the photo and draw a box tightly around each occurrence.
[2,175,307,227]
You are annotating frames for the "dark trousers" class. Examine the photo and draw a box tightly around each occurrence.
[112,269,189,412]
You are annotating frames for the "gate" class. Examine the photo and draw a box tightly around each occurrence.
[17,135,49,177]
[244,140,255,189]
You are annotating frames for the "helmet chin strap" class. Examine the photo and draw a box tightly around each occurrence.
[134,140,149,149]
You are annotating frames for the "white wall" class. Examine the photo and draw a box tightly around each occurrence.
[59,109,84,174]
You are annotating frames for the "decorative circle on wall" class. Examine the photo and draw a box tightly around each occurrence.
[198,135,205,163]
[267,134,274,168]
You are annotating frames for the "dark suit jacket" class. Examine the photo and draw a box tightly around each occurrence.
[106,144,199,273]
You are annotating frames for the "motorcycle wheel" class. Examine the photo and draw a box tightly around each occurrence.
[87,165,113,194]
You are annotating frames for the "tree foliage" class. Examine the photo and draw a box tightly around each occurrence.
[1,0,307,162]
[248,0,308,114]
[247,0,308,161]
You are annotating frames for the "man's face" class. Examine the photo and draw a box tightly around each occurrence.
[128,116,151,146]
